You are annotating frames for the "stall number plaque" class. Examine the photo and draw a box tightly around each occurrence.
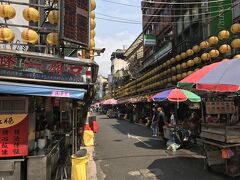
[0,114,28,157]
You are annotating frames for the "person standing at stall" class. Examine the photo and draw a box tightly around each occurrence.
[150,108,159,136]
[190,112,200,144]
[158,107,166,136]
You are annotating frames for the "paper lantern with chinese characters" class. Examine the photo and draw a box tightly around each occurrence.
[91,0,96,11]
[193,57,201,64]
[201,53,210,61]
[218,30,230,40]
[90,30,95,39]
[48,10,58,24]
[231,39,240,49]
[0,27,15,42]
[175,55,181,61]
[90,39,95,48]
[208,36,219,46]
[200,41,209,49]
[90,18,96,30]
[192,45,200,53]
[180,52,187,59]
[209,49,219,58]
[186,49,194,56]
[181,62,187,69]
[187,59,194,67]
[23,7,39,22]
[231,23,240,34]
[46,32,58,45]
[21,29,39,44]
[0,4,16,19]
[219,44,231,53]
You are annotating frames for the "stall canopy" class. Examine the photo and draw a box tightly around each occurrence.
[0,81,86,100]
[178,59,240,92]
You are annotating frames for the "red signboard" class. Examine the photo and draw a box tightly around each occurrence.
[0,114,29,157]
[60,0,89,46]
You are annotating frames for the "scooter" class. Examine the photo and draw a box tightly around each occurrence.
[171,126,192,148]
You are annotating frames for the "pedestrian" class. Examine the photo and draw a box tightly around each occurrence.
[157,107,166,136]
[190,112,200,144]
[170,111,176,127]
[150,108,159,136]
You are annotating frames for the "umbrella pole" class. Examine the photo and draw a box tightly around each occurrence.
[175,103,179,124]
[201,98,205,123]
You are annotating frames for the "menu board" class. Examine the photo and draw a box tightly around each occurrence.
[206,101,235,114]
[0,114,28,157]
[60,0,89,46]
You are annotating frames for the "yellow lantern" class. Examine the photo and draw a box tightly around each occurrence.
[46,32,58,46]
[177,74,182,80]
[91,11,95,19]
[167,77,172,83]
[90,30,95,39]
[193,57,201,64]
[187,71,193,76]
[0,4,16,19]
[21,29,39,44]
[219,44,231,53]
[208,36,219,46]
[0,27,15,42]
[231,23,240,34]
[194,68,200,72]
[162,62,167,68]
[182,72,187,78]
[176,64,181,70]
[91,0,96,11]
[175,55,182,61]
[192,45,200,53]
[186,49,194,56]
[23,7,40,22]
[187,60,194,67]
[171,66,176,73]
[172,76,177,82]
[180,52,187,59]
[209,49,219,58]
[163,79,168,84]
[167,69,171,74]
[234,54,240,58]
[170,58,175,64]
[218,30,230,40]
[48,10,59,24]
[90,18,96,30]
[166,60,171,66]
[231,39,240,49]
[200,41,209,49]
[181,62,187,69]
[201,53,210,61]
[163,71,167,76]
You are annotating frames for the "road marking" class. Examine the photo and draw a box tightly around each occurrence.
[127,133,151,147]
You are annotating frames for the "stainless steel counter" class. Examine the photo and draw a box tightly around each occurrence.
[27,138,62,180]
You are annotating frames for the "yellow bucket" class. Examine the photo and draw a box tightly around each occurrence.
[71,154,90,180]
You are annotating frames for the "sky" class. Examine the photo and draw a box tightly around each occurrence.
[94,0,142,77]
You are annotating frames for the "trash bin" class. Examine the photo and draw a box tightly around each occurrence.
[71,154,90,180]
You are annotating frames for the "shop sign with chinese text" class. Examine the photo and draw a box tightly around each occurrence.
[0,55,91,83]
[0,114,28,157]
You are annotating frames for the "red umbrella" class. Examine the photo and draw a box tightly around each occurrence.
[178,59,240,92]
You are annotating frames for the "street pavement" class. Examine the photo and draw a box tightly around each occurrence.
[93,114,230,180]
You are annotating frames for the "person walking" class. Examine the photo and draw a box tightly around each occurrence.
[150,108,159,136]
[157,107,166,136]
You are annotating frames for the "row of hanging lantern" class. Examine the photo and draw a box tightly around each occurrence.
[0,3,59,45]
[89,0,96,60]
[121,23,240,97]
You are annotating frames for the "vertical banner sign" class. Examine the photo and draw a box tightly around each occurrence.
[60,0,90,46]
[0,114,28,157]
[210,0,232,35]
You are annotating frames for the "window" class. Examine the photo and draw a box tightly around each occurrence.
[233,0,240,20]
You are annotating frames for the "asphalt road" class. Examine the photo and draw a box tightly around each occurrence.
[94,114,230,180]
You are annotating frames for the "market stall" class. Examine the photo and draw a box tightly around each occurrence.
[178,58,240,177]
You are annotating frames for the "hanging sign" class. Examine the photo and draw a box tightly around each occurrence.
[0,114,29,157]
[0,54,91,83]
